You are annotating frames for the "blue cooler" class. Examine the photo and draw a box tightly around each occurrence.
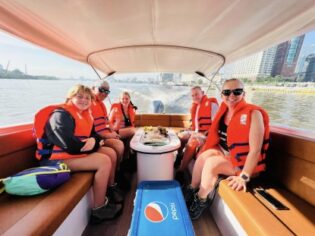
[129,181,195,236]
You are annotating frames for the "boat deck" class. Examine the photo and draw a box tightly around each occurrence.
[82,173,221,236]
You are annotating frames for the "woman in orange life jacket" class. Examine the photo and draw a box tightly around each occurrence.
[176,86,218,172]
[109,91,137,164]
[109,91,136,139]
[184,79,270,220]
[90,80,124,165]
[41,85,123,223]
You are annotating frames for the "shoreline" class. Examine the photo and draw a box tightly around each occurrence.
[246,85,315,95]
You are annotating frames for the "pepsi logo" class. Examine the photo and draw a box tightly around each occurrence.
[144,201,169,223]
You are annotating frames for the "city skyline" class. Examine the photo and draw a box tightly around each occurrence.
[0,28,315,79]
[223,31,315,80]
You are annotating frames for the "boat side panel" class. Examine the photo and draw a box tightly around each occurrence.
[269,131,315,206]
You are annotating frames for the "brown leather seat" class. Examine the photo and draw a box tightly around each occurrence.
[0,124,94,235]
[0,172,93,235]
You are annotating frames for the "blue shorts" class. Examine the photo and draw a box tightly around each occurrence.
[39,159,63,166]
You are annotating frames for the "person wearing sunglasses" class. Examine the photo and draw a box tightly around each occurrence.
[184,78,270,220]
[91,80,129,192]
[175,86,218,175]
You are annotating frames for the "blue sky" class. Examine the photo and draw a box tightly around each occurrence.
[0,29,314,78]
[0,30,97,79]
[299,30,315,56]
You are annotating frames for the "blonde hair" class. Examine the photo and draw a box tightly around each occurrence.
[66,84,94,102]
[191,86,202,91]
[222,78,244,89]
[120,91,131,99]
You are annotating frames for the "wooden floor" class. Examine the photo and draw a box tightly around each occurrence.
[82,173,221,236]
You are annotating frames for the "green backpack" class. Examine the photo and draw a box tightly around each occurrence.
[0,163,71,196]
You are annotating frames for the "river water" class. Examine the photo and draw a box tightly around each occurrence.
[0,79,314,131]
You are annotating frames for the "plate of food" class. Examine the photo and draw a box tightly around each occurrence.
[141,126,169,146]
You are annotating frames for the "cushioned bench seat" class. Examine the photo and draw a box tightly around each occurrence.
[0,172,93,235]
[254,188,315,235]
[0,124,94,235]
[1,116,314,235]
[213,127,315,236]
[218,180,315,235]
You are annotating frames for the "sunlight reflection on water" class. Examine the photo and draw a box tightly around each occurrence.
[0,79,314,131]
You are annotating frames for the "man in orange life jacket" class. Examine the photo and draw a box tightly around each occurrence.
[176,86,218,172]
[90,80,131,191]
[91,80,124,163]
[184,79,270,220]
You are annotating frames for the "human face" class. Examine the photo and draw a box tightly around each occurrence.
[95,85,110,101]
[221,80,244,108]
[71,92,92,111]
[121,94,130,106]
[191,88,203,104]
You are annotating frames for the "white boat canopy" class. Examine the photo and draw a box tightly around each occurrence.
[0,0,315,76]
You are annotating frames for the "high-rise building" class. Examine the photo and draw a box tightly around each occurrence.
[258,46,277,77]
[295,55,306,74]
[223,46,277,80]
[223,35,304,80]
[304,54,315,82]
[223,52,263,80]
[271,35,305,78]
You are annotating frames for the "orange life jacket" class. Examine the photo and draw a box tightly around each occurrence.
[34,102,93,160]
[109,102,136,129]
[90,99,111,134]
[191,95,218,132]
[204,100,270,174]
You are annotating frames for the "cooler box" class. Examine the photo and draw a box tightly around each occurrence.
[130,128,180,183]
[129,181,195,236]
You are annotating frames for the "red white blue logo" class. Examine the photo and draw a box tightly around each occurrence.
[144,201,169,223]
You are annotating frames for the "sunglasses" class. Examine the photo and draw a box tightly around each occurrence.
[98,87,110,94]
[222,88,244,96]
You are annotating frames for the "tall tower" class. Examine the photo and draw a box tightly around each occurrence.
[271,35,305,78]
[304,54,315,82]
[258,46,277,78]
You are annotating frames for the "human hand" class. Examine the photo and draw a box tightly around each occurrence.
[104,132,120,139]
[227,175,247,192]
[111,131,121,139]
[81,138,96,151]
[178,130,190,139]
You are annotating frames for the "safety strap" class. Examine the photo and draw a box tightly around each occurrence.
[229,138,270,150]
[121,103,131,127]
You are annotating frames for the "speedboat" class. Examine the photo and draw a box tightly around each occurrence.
[0,1,314,235]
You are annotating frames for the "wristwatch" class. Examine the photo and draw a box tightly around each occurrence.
[240,172,250,182]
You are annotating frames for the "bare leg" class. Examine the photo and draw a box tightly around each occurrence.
[63,152,112,208]
[97,146,117,185]
[190,150,213,188]
[117,127,135,160]
[178,138,199,171]
[198,154,235,199]
[118,127,135,139]
[103,139,124,163]
[191,148,231,188]
[177,135,189,156]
